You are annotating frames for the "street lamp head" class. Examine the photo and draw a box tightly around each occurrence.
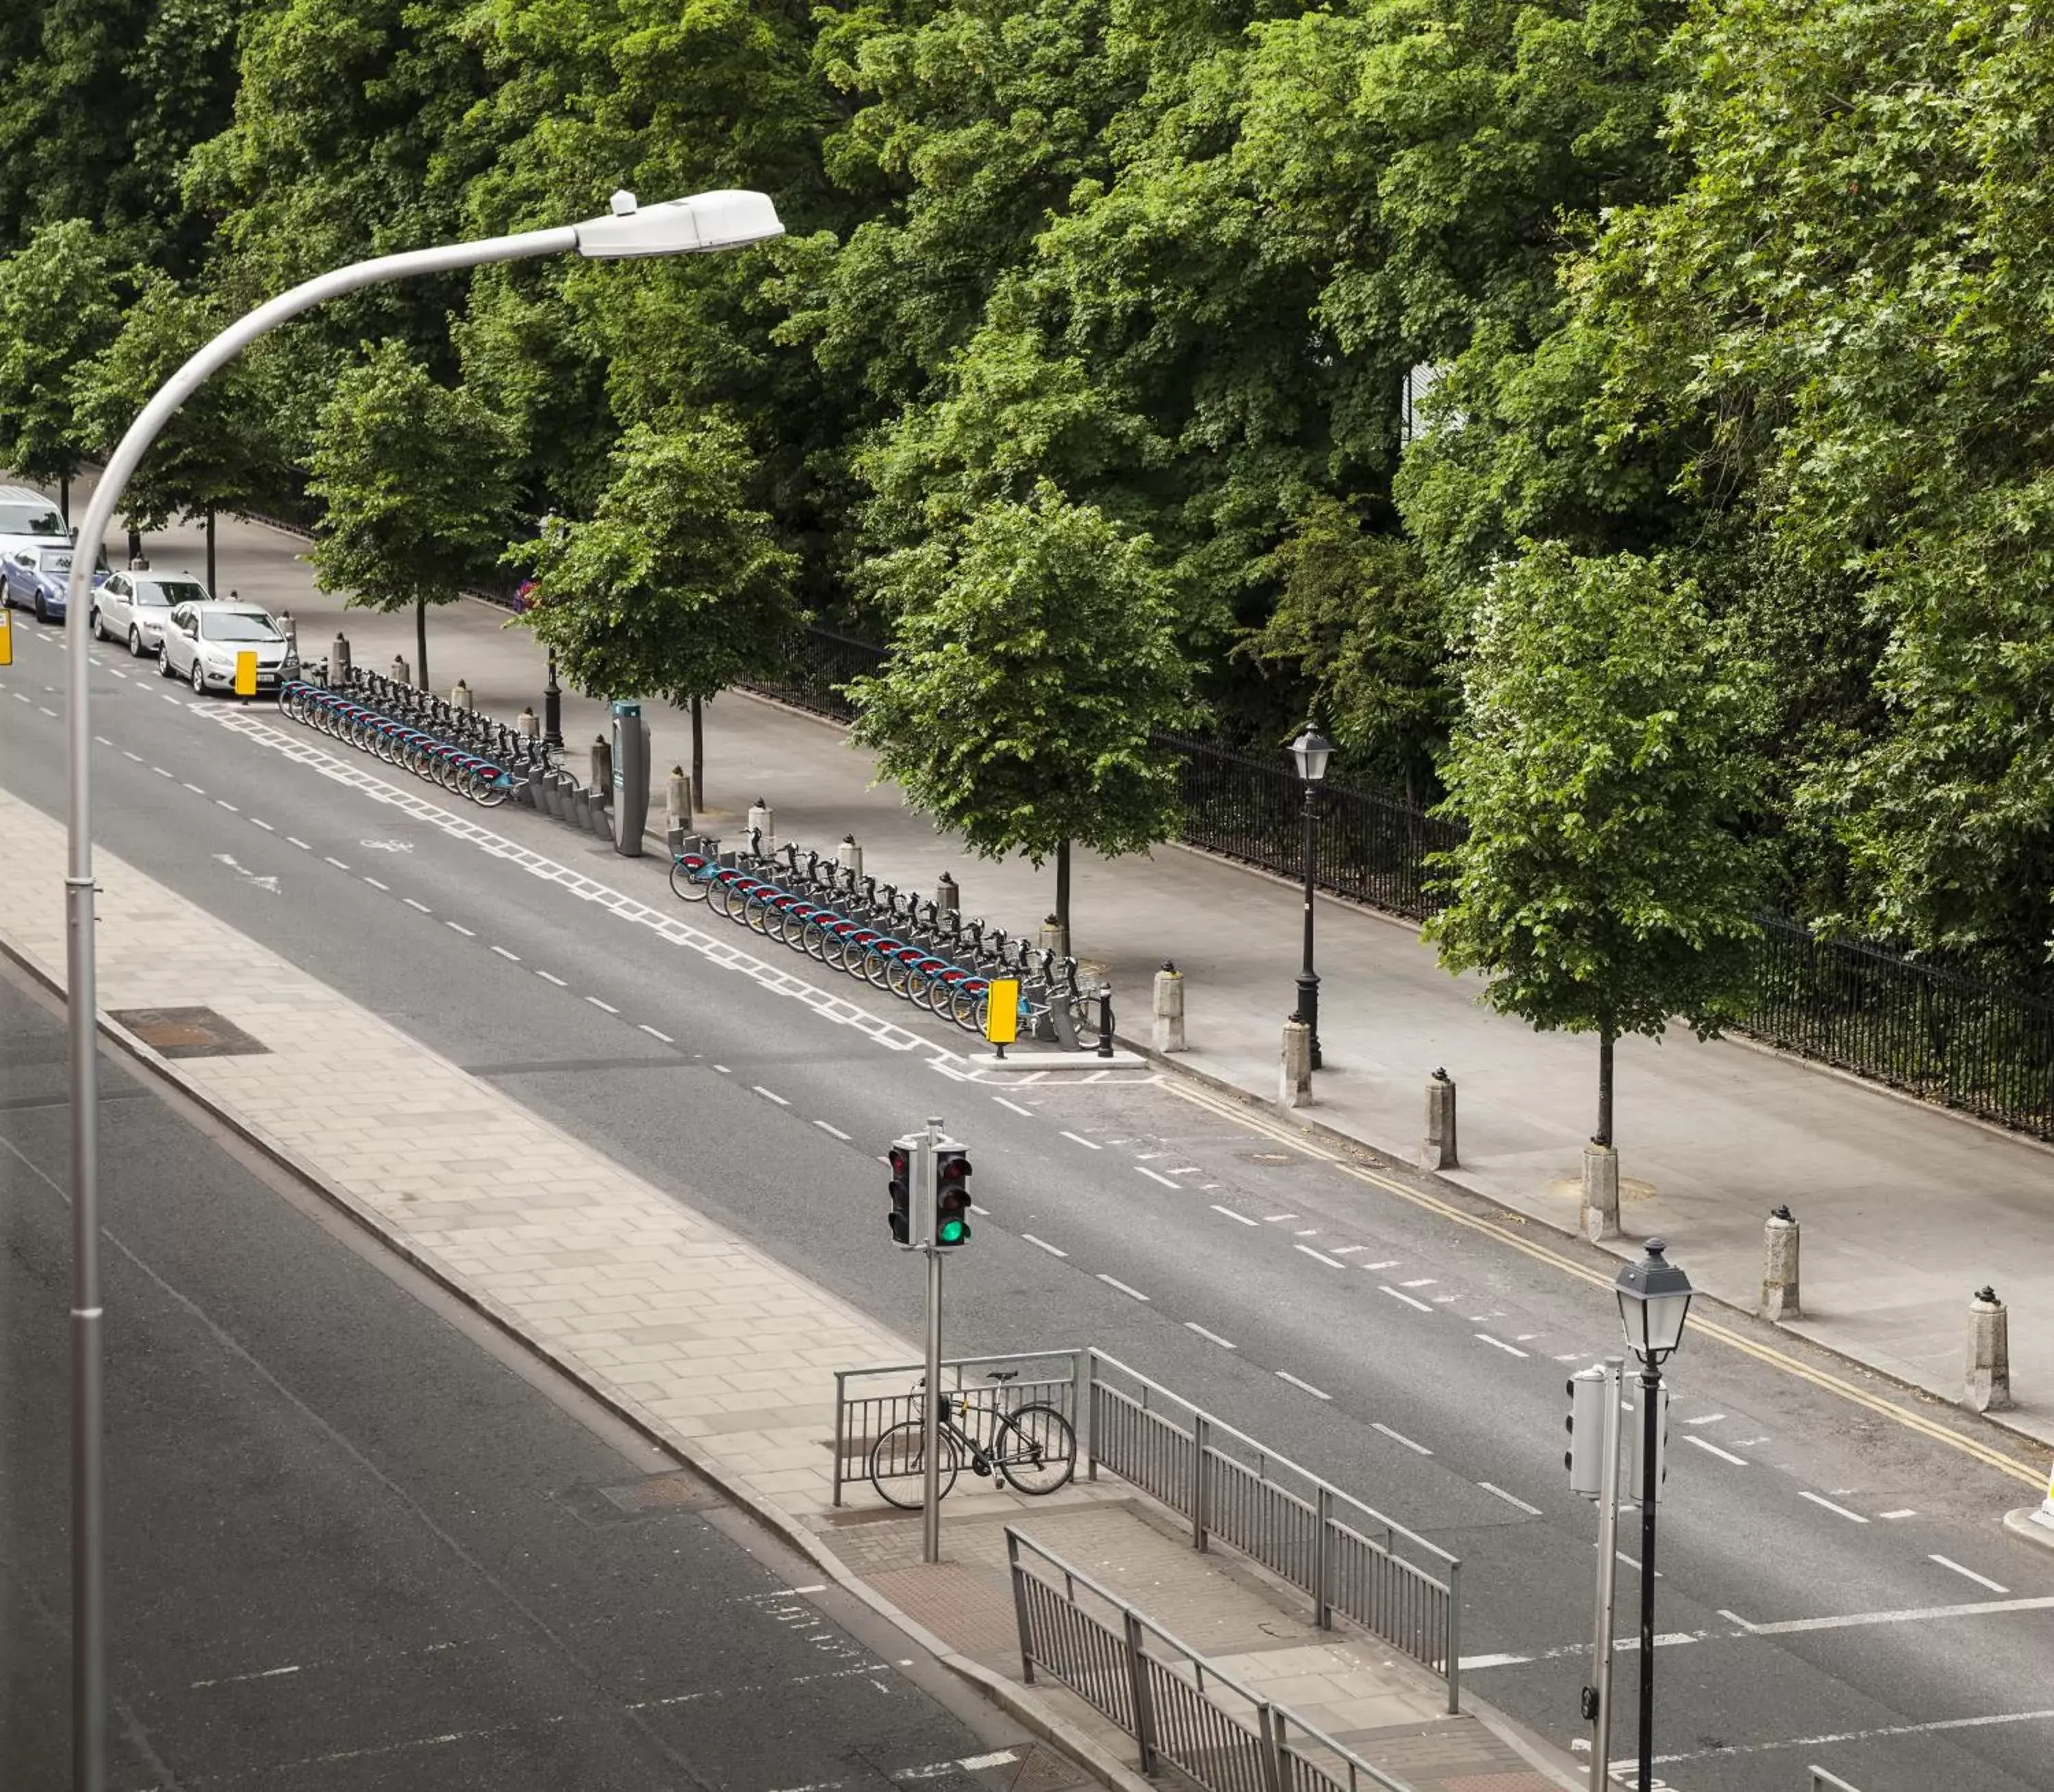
[574,188,784,259]
[1614,1237,1694,1365]
[1288,722,1333,784]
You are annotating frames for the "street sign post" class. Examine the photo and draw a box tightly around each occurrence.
[917,1118,943,1563]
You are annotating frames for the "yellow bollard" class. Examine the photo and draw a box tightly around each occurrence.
[985,977,1020,1057]
[233,649,257,695]
[0,607,12,667]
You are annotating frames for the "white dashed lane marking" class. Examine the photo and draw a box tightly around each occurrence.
[1060,1131,1101,1150]
[325,856,349,870]
[1372,1422,1433,1455]
[1684,1436,1749,1466]
[586,996,619,1014]
[992,1097,1034,1116]
[1475,1334,1530,1359]
[536,971,568,987]
[1930,1556,2009,1595]
[362,877,388,892]
[1098,1275,1150,1303]
[250,817,274,831]
[1799,1492,1868,1524]
[1021,1234,1067,1259]
[1295,1244,1347,1269]
[1480,1482,1543,1516]
[1277,1371,1330,1401]
[1381,1285,1434,1313]
[446,921,475,937]
[491,946,520,962]
[402,897,430,913]
[640,1025,676,1045]
[1210,1205,1257,1226]
[1185,1322,1236,1350]
[1138,1166,1179,1189]
[754,1086,790,1106]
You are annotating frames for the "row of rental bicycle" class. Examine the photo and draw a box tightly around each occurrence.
[279,673,560,806]
[668,832,1094,1042]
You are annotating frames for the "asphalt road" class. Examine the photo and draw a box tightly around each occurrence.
[0,962,1047,1791]
[5,614,2054,1790]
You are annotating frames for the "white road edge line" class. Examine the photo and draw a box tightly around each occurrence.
[1210,1205,1258,1226]
[1184,1322,1235,1350]
[1684,1435,1749,1466]
[1798,1490,1868,1524]
[1929,1555,2009,1595]
[1277,1371,1331,1400]
[1372,1422,1433,1455]
[1097,1275,1150,1303]
[1021,1234,1068,1259]
[1479,1482,1542,1517]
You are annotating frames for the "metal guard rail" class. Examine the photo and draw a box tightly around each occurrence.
[1009,1528,1416,1792]
[1087,1349,1461,1711]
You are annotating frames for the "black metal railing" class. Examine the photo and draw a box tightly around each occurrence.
[733,624,2054,1141]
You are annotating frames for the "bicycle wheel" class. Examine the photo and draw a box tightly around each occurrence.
[993,1405,1076,1495]
[670,859,711,904]
[472,768,510,808]
[869,1419,961,1511]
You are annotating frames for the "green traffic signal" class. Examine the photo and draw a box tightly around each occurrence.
[936,1147,973,1247]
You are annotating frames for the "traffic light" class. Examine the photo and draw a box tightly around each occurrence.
[935,1147,973,1246]
[1565,1368,1609,1499]
[887,1146,911,1244]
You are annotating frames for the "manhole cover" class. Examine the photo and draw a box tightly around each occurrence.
[110,1007,269,1059]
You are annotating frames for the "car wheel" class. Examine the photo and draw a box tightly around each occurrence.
[159,645,175,679]
[33,591,47,623]
[91,605,107,641]
[128,625,143,658]
[190,657,207,694]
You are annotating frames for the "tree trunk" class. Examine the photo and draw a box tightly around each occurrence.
[205,504,216,595]
[58,472,68,525]
[414,596,429,691]
[126,524,142,565]
[1596,1028,1616,1147]
[1055,838,1072,936]
[690,695,705,812]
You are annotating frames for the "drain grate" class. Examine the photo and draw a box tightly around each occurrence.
[110,1006,270,1059]
[555,1468,720,1528]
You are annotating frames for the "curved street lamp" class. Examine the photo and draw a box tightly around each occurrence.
[58,187,783,1791]
[1613,1239,1695,1792]
[1287,722,1332,1068]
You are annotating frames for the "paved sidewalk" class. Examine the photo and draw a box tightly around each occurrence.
[109,493,2054,1444]
[0,784,1567,1792]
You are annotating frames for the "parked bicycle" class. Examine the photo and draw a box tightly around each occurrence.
[867,1370,1076,1507]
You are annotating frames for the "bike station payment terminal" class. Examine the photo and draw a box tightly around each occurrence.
[610,700,650,856]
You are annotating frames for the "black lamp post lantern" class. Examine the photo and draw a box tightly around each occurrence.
[1287,723,1333,1069]
[1613,1239,1695,1792]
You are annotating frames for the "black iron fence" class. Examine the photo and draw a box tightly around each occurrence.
[738,626,2054,1141]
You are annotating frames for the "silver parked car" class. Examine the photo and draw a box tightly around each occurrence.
[158,600,296,696]
[92,569,212,657]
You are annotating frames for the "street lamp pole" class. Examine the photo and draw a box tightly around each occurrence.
[55,188,781,1792]
[1612,1238,1694,1792]
[1288,723,1332,1071]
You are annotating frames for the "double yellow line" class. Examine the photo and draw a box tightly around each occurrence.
[1163,1079,2046,1488]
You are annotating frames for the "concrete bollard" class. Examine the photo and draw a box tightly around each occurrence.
[1039,914,1070,959]
[936,871,959,916]
[1967,1287,2012,1412]
[665,765,691,829]
[1280,1018,1313,1109]
[590,735,613,797]
[1152,961,1186,1053]
[390,654,410,686]
[1580,1142,1621,1242]
[331,634,351,682]
[746,797,774,856]
[1421,1068,1458,1172]
[451,678,474,713]
[516,706,540,741]
[838,833,863,881]
[1762,1205,1801,1321]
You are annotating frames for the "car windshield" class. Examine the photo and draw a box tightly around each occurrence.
[0,502,66,539]
[201,612,282,642]
[138,579,205,608]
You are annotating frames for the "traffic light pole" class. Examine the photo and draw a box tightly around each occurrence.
[1586,1357,1625,1791]
[919,1118,943,1565]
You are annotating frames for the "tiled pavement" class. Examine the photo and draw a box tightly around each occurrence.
[0,782,1566,1791]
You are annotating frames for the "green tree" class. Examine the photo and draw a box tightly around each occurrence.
[0,218,123,517]
[305,340,516,690]
[70,273,282,589]
[848,481,1196,936]
[509,415,799,810]
[1425,544,1767,1147]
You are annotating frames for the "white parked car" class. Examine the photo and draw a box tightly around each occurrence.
[158,600,296,696]
[92,569,212,656]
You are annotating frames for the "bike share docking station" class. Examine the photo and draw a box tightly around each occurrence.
[609,700,650,856]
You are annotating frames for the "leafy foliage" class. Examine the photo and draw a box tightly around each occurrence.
[510,415,799,708]
[0,219,123,497]
[1425,544,1769,1049]
[848,482,1196,872]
